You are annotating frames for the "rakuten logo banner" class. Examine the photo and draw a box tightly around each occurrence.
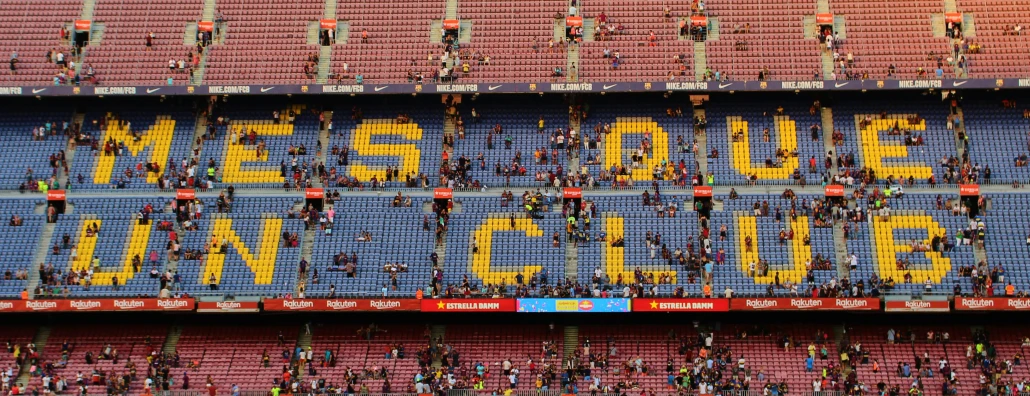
[197,301,261,312]
[884,299,950,312]
[955,297,1030,311]
[730,298,878,311]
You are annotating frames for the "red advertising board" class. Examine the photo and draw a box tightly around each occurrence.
[824,184,845,197]
[944,12,963,23]
[421,298,517,312]
[196,301,260,313]
[263,299,420,312]
[563,188,582,199]
[689,15,708,27]
[47,190,66,201]
[197,21,214,32]
[0,299,194,312]
[815,13,834,24]
[633,298,729,312]
[959,184,980,196]
[443,19,460,30]
[319,19,337,29]
[730,298,879,311]
[433,188,453,199]
[176,189,195,200]
[304,188,324,199]
[565,16,583,27]
[884,300,950,312]
[74,20,92,31]
[954,297,1030,311]
[693,186,713,197]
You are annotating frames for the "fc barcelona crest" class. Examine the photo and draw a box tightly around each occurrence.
[186,86,195,93]
[300,85,309,93]
[529,83,537,91]
[415,85,423,93]
[72,87,80,95]
[996,79,1004,87]
[759,81,767,89]
[876,81,884,88]
[644,82,652,90]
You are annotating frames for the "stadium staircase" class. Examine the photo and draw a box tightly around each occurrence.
[313,110,332,187]
[314,0,340,84]
[694,107,708,177]
[562,325,578,366]
[162,324,183,355]
[568,102,581,174]
[296,200,314,297]
[833,221,850,279]
[16,326,50,385]
[188,0,220,85]
[26,203,57,299]
[693,42,707,81]
[952,100,967,161]
[821,107,835,158]
[189,112,208,165]
[430,325,445,368]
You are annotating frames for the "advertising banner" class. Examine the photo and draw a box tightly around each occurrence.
[516,298,632,313]
[730,298,879,311]
[421,299,517,312]
[0,299,194,312]
[263,299,420,311]
[196,301,260,313]
[954,297,1030,311]
[884,300,950,312]
[632,298,730,312]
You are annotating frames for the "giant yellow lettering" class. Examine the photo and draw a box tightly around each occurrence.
[470,218,544,284]
[203,218,283,284]
[857,115,932,179]
[603,118,670,181]
[70,219,152,286]
[735,214,811,284]
[726,116,798,179]
[603,215,677,283]
[348,120,422,181]
[872,214,951,284]
[222,105,306,184]
[93,117,175,184]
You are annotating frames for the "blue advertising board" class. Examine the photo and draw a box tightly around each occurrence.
[516,298,632,313]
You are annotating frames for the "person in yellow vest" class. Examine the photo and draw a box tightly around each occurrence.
[38,180,48,193]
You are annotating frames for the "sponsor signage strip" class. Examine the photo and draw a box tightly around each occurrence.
[884,300,951,312]
[2,79,1028,97]
[954,297,1030,311]
[730,298,879,311]
[517,298,632,313]
[633,298,730,312]
[421,299,516,312]
[0,299,194,312]
[196,301,260,313]
[263,299,419,311]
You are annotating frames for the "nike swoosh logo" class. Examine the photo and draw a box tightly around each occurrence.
[374,86,388,92]
[952,81,967,87]
[488,85,502,91]
[146,88,161,94]
[260,87,274,93]
[603,84,617,90]
[718,83,732,88]
[31,88,46,94]
[834,82,848,88]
